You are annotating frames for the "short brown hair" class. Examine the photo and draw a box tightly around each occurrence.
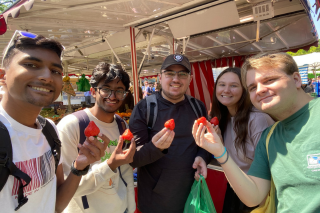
[241,52,299,90]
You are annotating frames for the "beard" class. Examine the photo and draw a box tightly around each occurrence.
[25,93,56,107]
[97,98,120,114]
[162,88,186,101]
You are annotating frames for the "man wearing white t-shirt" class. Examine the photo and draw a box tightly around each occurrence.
[57,62,136,213]
[0,32,108,213]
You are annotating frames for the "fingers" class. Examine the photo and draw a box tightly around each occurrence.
[83,139,102,160]
[87,136,105,158]
[195,123,205,147]
[98,133,110,147]
[194,171,200,181]
[116,136,124,151]
[123,139,136,163]
[152,127,169,143]
[78,144,95,162]
[205,120,216,134]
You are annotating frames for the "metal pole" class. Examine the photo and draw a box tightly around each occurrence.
[130,27,139,105]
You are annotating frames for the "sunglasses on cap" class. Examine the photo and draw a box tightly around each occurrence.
[1,30,65,67]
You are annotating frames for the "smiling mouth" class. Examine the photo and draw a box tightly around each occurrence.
[259,95,273,102]
[29,86,53,93]
[221,95,232,98]
[171,85,180,88]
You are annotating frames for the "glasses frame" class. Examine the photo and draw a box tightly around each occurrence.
[161,70,190,79]
[95,87,128,100]
[1,30,65,68]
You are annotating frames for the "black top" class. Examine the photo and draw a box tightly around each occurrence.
[129,91,211,213]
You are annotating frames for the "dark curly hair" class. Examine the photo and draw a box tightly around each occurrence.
[3,35,64,68]
[90,62,130,91]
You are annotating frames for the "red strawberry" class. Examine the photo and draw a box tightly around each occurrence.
[122,129,133,143]
[196,117,207,125]
[210,117,219,126]
[84,121,100,137]
[164,119,175,130]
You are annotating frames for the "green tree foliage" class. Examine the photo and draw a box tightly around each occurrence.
[287,40,320,56]
[0,0,15,13]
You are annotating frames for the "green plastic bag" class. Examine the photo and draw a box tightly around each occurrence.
[184,175,217,213]
[76,74,91,92]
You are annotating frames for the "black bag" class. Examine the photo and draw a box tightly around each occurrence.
[0,115,61,211]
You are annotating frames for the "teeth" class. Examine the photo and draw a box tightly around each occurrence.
[106,100,116,103]
[32,87,50,92]
[222,95,231,98]
[172,85,180,88]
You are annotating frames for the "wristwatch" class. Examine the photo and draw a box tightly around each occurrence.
[70,160,90,176]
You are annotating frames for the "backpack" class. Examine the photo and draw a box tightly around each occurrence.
[146,94,204,130]
[72,110,128,210]
[0,115,61,211]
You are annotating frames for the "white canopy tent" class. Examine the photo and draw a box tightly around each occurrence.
[293,52,320,67]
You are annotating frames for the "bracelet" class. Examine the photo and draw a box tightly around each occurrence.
[214,147,226,159]
[218,150,229,165]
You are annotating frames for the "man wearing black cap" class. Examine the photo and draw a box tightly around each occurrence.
[129,54,211,213]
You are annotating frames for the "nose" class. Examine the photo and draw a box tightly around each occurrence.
[108,90,117,99]
[38,67,53,83]
[256,83,267,95]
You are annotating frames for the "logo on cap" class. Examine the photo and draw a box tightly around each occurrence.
[173,54,183,62]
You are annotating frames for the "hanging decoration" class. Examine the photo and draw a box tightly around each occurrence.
[76,74,91,92]
[62,75,76,96]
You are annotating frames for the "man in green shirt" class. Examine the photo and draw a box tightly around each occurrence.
[192,52,320,212]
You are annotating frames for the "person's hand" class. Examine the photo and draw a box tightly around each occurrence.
[213,125,223,143]
[107,136,136,171]
[193,156,207,181]
[192,120,225,157]
[75,133,110,170]
[151,127,175,151]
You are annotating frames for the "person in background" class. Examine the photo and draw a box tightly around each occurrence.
[154,81,159,92]
[193,52,320,213]
[83,90,91,106]
[118,89,134,113]
[141,80,152,98]
[210,67,274,213]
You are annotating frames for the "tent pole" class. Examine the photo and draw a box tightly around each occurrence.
[130,27,139,105]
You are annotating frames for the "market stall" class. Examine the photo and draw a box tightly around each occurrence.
[1,0,319,212]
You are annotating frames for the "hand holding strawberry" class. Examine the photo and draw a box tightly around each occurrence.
[84,121,100,137]
[196,117,207,125]
[164,119,175,130]
[210,117,219,126]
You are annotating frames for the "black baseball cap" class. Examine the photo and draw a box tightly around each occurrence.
[160,54,191,73]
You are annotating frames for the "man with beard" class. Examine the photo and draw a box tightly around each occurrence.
[57,62,136,213]
[0,32,107,213]
[129,54,212,213]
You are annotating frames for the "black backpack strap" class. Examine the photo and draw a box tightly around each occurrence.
[73,110,91,146]
[114,114,128,187]
[72,110,91,209]
[186,95,203,118]
[0,121,31,211]
[38,116,61,172]
[146,94,158,129]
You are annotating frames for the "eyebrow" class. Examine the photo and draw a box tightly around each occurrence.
[218,81,240,84]
[22,56,63,70]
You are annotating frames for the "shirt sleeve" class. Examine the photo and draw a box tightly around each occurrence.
[120,164,136,213]
[247,127,272,180]
[129,100,166,168]
[57,115,117,198]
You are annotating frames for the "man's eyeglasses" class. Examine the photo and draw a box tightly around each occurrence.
[95,87,128,100]
[161,70,190,79]
[1,30,65,67]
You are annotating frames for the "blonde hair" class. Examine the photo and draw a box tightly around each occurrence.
[241,52,299,90]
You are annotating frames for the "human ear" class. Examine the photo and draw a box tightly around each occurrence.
[90,87,96,98]
[292,72,302,88]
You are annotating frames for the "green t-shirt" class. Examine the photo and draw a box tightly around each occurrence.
[248,98,320,213]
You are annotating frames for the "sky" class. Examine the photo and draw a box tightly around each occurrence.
[309,0,320,34]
